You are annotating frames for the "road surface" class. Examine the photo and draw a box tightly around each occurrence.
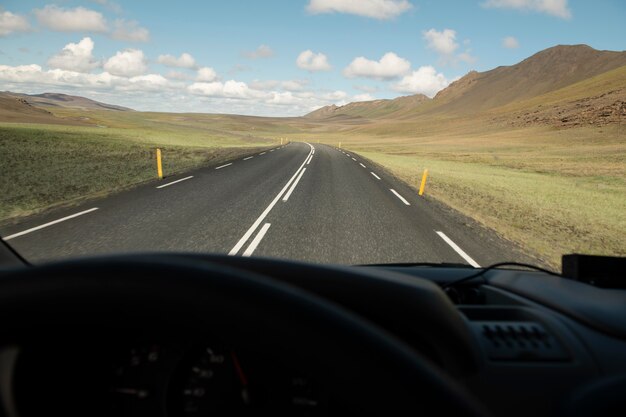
[1,142,528,265]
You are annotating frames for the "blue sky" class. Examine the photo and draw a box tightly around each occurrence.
[1,0,624,115]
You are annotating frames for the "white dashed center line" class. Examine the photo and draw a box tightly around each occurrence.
[436,231,481,268]
[156,176,194,189]
[3,208,99,240]
[215,163,232,170]
[243,156,254,160]
[359,163,366,168]
[371,172,381,180]
[390,189,410,205]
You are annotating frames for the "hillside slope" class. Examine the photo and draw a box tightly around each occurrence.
[431,44,626,114]
[306,94,430,120]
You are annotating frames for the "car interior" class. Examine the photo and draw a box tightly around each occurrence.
[0,241,624,417]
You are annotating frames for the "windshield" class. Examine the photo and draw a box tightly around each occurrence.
[1,0,625,268]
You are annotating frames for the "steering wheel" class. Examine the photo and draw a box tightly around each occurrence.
[0,255,489,416]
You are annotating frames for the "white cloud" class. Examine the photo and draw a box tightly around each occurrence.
[249,80,280,90]
[393,66,449,97]
[34,5,108,32]
[0,10,31,36]
[503,36,520,48]
[323,90,348,101]
[244,44,274,59]
[196,67,218,82]
[296,50,332,72]
[482,0,571,19]
[458,51,477,64]
[111,19,150,42]
[267,91,299,105]
[103,49,147,77]
[343,52,410,80]
[306,0,412,20]
[0,64,175,93]
[352,93,375,102]
[47,37,100,73]
[187,80,262,99]
[166,70,191,81]
[158,53,197,69]
[423,28,459,55]
[281,79,309,91]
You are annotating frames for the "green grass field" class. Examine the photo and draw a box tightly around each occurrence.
[0,120,274,222]
[304,122,626,268]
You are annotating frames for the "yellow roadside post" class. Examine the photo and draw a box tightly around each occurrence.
[156,148,163,180]
[419,169,428,196]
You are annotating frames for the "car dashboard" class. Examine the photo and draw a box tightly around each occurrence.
[0,254,625,417]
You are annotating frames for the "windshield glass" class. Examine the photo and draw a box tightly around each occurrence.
[1,0,625,268]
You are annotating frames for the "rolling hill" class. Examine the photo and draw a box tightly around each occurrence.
[0,91,133,124]
[306,44,626,122]
[306,94,430,120]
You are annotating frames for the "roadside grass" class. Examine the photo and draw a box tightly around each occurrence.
[0,123,272,222]
[317,124,626,268]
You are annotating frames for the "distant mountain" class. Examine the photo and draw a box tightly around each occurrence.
[10,92,134,112]
[0,91,133,124]
[0,93,69,125]
[306,44,626,121]
[430,44,626,114]
[306,94,430,120]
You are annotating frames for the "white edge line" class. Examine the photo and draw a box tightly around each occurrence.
[156,175,193,189]
[371,172,381,180]
[229,143,314,255]
[242,223,271,257]
[243,156,253,160]
[306,154,313,165]
[260,152,266,155]
[390,189,410,206]
[282,168,307,201]
[215,163,233,170]
[359,163,366,168]
[3,208,99,240]
[436,231,481,268]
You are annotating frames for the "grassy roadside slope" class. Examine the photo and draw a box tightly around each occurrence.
[303,123,626,268]
[0,121,274,223]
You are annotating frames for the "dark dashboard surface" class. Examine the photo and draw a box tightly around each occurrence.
[0,253,625,417]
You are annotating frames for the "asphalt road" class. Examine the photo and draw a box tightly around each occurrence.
[1,142,528,265]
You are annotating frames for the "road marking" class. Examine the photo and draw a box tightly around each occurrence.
[242,223,271,257]
[260,152,266,155]
[229,143,314,256]
[156,175,194,189]
[3,208,99,241]
[371,172,381,180]
[215,163,232,170]
[312,150,315,155]
[283,168,307,201]
[436,231,481,268]
[390,189,410,205]
[351,157,357,161]
[359,163,366,168]
[306,154,313,165]
[243,156,254,160]
[270,149,275,152]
